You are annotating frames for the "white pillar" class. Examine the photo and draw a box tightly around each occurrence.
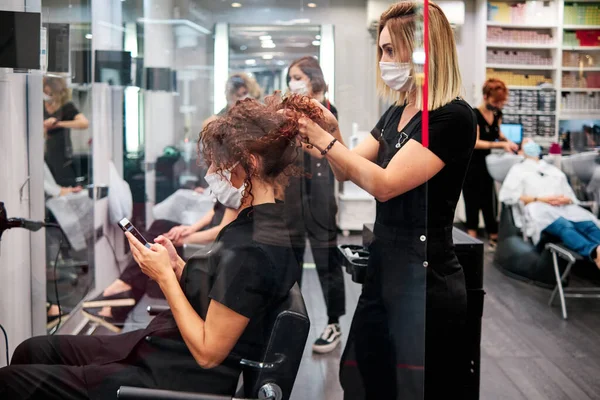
[143,0,175,227]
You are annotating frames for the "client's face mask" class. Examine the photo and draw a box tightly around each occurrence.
[379,62,413,92]
[204,163,245,209]
[289,80,309,96]
[522,141,541,158]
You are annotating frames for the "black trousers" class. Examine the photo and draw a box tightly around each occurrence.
[0,335,144,400]
[293,237,346,321]
[340,232,467,400]
[463,171,498,235]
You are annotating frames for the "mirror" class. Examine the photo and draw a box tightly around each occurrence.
[41,0,94,333]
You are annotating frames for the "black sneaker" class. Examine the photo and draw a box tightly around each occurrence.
[312,323,342,354]
[488,239,498,252]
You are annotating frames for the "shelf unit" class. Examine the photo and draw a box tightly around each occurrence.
[481,0,600,142]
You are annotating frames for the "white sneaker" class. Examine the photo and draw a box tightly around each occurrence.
[312,323,342,354]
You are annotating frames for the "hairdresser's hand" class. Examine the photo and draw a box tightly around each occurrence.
[44,117,58,129]
[126,231,174,284]
[298,116,330,149]
[310,99,339,134]
[503,141,519,153]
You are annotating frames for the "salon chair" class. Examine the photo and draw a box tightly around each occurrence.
[117,250,310,400]
[488,153,600,319]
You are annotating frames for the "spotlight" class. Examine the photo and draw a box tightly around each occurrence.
[312,40,321,46]
[231,2,242,8]
[307,2,317,7]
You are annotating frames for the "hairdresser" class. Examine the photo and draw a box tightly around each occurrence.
[463,78,518,248]
[285,56,346,354]
[297,3,476,398]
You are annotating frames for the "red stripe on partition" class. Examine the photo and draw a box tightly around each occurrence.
[422,0,430,148]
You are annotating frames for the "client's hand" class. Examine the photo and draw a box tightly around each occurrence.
[154,235,182,273]
[538,196,563,206]
[126,232,174,284]
[165,225,195,242]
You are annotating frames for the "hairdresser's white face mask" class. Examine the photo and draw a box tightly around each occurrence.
[289,80,309,96]
[43,94,53,103]
[379,62,413,92]
[204,163,245,209]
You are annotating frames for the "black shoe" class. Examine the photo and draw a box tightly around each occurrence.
[82,290,135,309]
[488,239,498,252]
[46,305,72,330]
[82,308,126,333]
[312,323,342,354]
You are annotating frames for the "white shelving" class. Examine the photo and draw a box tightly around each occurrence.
[486,63,555,70]
[482,0,600,141]
[487,42,557,49]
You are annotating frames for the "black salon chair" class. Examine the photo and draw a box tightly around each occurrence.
[117,282,310,400]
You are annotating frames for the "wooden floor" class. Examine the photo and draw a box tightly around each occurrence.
[293,241,600,400]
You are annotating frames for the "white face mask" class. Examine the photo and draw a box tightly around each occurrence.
[43,94,53,102]
[204,164,245,209]
[379,62,413,92]
[289,80,309,96]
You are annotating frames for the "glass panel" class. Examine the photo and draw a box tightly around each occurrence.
[41,0,94,334]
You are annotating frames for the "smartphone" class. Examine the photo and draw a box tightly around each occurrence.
[118,218,151,248]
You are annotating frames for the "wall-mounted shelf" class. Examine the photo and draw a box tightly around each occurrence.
[504,110,556,115]
[561,66,600,71]
[487,42,557,49]
[561,88,600,92]
[563,46,600,51]
[563,25,600,30]
[486,63,555,70]
[507,85,554,90]
[486,21,557,29]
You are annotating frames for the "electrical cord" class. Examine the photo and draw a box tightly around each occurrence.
[0,323,8,366]
[49,238,63,335]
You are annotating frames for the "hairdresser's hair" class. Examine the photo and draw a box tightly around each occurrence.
[287,56,327,95]
[43,76,71,107]
[200,95,326,201]
[482,78,508,103]
[376,1,462,110]
[225,73,262,103]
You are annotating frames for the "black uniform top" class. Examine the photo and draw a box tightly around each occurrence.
[370,99,476,254]
[283,101,339,247]
[468,108,501,177]
[44,101,80,186]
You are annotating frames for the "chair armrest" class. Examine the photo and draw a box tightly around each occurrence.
[117,386,233,400]
[147,305,170,316]
[545,243,582,263]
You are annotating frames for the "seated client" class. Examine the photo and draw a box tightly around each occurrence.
[499,138,600,269]
[0,96,321,399]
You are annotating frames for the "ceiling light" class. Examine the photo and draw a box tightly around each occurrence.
[245,59,256,65]
[312,40,321,46]
[85,33,93,39]
[262,54,273,60]
[276,60,286,66]
[315,34,321,40]
[307,2,317,7]
[259,35,272,41]
[261,42,276,48]
[240,45,248,50]
[231,2,242,7]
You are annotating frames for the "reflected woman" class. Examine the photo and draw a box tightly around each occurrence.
[43,76,89,187]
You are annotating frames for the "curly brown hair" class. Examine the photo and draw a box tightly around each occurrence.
[200,94,327,202]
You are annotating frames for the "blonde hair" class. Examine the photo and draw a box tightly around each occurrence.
[376,2,462,111]
[43,76,71,107]
[226,73,262,103]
